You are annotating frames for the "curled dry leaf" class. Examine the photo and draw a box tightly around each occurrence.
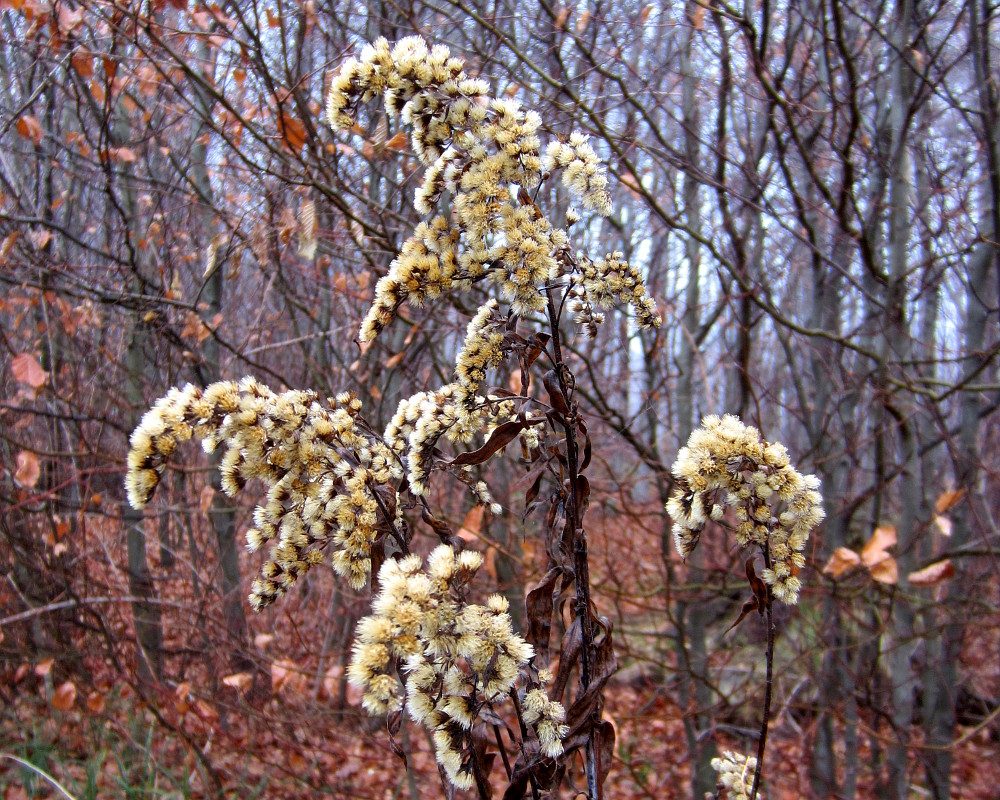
[862,525,896,568]
[823,547,862,578]
[934,515,953,537]
[11,352,48,389]
[862,525,898,584]
[222,671,254,692]
[86,691,106,713]
[935,488,966,514]
[35,658,54,677]
[868,556,898,585]
[297,198,317,259]
[448,419,529,467]
[456,505,484,543]
[908,559,954,586]
[14,450,41,488]
[51,680,77,711]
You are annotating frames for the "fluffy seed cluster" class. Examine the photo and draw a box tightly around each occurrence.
[666,414,824,604]
[125,379,403,608]
[384,381,515,498]
[326,36,631,340]
[568,251,660,336]
[349,546,556,790]
[455,299,505,399]
[521,685,569,758]
[543,133,613,215]
[711,751,759,800]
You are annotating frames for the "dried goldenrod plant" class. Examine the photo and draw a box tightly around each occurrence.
[126,35,820,800]
[667,415,824,799]
[127,34,657,799]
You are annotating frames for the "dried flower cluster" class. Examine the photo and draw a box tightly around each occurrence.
[667,414,824,604]
[125,379,402,607]
[543,133,612,215]
[568,251,660,336]
[711,751,759,800]
[348,546,564,789]
[325,35,657,343]
[125,35,668,796]
[383,382,517,499]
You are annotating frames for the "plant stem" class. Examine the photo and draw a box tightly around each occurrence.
[750,599,775,800]
[545,285,600,800]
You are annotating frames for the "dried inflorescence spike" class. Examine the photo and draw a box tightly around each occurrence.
[711,751,760,800]
[327,35,651,343]
[570,251,660,334]
[543,133,613,216]
[125,380,403,608]
[666,414,824,604]
[383,382,516,497]
[521,686,569,758]
[454,299,505,400]
[349,546,555,790]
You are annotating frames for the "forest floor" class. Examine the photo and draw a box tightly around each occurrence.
[2,504,999,799]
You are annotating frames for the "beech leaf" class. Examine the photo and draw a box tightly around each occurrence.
[935,488,966,514]
[448,420,527,467]
[934,515,953,537]
[280,111,307,154]
[861,525,896,568]
[222,671,253,691]
[51,680,77,711]
[868,556,898,584]
[456,505,484,542]
[12,352,48,388]
[16,115,43,144]
[822,547,862,578]
[908,559,954,586]
[14,450,41,488]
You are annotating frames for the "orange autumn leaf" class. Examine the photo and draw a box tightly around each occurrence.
[174,681,191,713]
[861,525,896,568]
[16,115,43,144]
[51,680,77,711]
[14,450,41,488]
[822,547,861,579]
[111,146,136,163]
[457,506,484,543]
[280,111,307,154]
[384,131,409,151]
[71,49,94,77]
[222,672,253,691]
[908,559,954,587]
[12,352,48,388]
[868,556,898,584]
[35,658,54,677]
[935,488,966,514]
[86,690,106,713]
[861,525,898,584]
[0,230,19,263]
[193,699,219,724]
[29,228,51,250]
